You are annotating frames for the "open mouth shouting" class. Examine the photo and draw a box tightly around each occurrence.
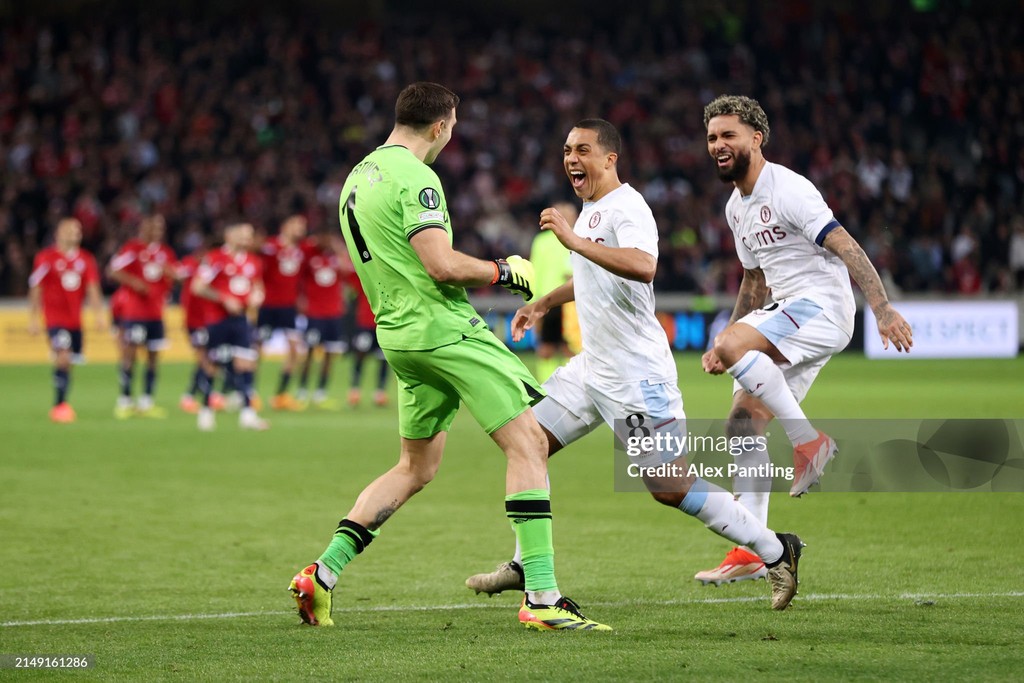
[713,147,750,182]
[569,169,587,192]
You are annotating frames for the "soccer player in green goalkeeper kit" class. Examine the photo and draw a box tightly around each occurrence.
[288,82,610,631]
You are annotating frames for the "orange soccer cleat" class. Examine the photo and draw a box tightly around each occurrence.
[694,547,767,586]
[179,395,200,414]
[270,393,302,411]
[790,431,838,497]
[49,402,77,424]
[209,392,227,411]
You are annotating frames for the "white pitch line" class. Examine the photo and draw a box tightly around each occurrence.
[0,611,293,628]
[4,591,1023,628]
[588,590,1024,608]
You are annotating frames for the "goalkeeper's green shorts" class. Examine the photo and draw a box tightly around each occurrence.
[384,329,545,439]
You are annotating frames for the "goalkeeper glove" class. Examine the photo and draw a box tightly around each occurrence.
[492,255,535,302]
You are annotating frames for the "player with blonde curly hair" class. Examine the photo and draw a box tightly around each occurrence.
[696,94,912,585]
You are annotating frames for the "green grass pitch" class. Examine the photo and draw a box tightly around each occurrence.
[1,353,1022,680]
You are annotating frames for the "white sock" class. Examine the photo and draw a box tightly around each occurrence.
[315,560,338,590]
[138,395,153,410]
[679,478,782,564]
[733,441,771,525]
[117,396,133,408]
[527,590,560,606]
[727,351,817,446]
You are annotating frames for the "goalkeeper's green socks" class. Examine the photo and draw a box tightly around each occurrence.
[317,518,379,589]
[506,489,559,604]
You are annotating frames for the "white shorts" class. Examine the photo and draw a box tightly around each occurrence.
[533,353,686,466]
[733,297,851,402]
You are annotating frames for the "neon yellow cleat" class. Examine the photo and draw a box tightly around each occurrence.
[312,397,340,411]
[518,595,611,631]
[135,404,168,419]
[289,563,334,627]
[113,403,134,420]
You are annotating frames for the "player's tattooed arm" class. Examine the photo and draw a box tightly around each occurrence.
[822,227,889,309]
[729,267,768,324]
[823,226,913,352]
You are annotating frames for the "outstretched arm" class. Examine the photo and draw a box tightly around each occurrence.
[535,279,575,310]
[410,228,535,300]
[823,226,912,352]
[409,228,500,287]
[510,278,575,342]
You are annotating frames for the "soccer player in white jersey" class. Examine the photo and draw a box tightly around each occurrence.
[467,119,805,610]
[694,95,913,586]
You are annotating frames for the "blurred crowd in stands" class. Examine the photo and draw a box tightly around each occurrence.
[1,1,1022,298]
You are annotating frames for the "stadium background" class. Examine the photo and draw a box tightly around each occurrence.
[1,0,1023,295]
[2,0,1022,360]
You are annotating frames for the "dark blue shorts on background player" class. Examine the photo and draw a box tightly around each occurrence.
[207,315,259,362]
[47,327,84,362]
[257,306,299,342]
[304,317,347,354]
[351,324,383,358]
[187,326,209,349]
[122,319,168,351]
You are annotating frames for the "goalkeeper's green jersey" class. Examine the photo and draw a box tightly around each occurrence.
[338,144,484,351]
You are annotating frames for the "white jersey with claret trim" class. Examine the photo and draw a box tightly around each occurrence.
[571,183,676,386]
[724,162,856,337]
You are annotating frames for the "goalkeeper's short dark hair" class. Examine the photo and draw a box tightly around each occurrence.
[395,82,460,129]
[703,95,771,147]
[574,118,621,155]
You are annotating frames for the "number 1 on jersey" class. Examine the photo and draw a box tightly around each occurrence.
[343,187,372,263]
